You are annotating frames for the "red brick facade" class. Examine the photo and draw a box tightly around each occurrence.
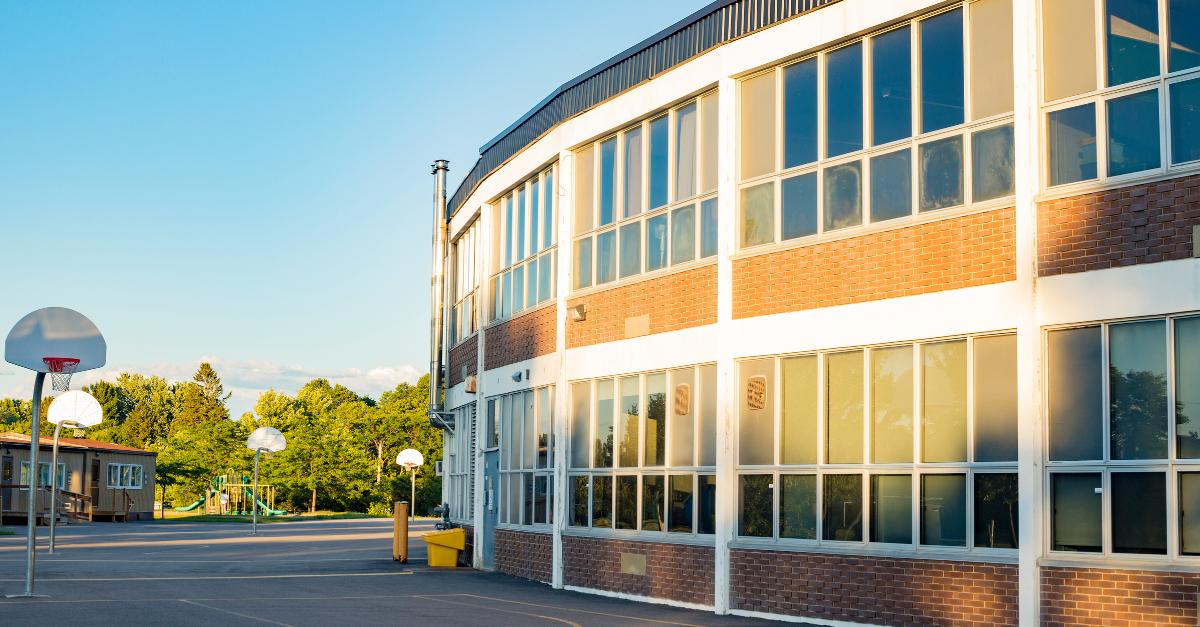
[1042,566,1200,626]
[448,335,478,388]
[494,528,552,583]
[566,264,717,349]
[562,535,715,607]
[729,548,1018,627]
[1038,174,1200,277]
[484,305,557,371]
[732,207,1016,319]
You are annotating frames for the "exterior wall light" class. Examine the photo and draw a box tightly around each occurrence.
[567,304,587,321]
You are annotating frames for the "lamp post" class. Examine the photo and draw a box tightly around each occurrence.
[245,427,286,536]
[396,449,424,520]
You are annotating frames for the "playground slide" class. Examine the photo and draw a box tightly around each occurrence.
[174,489,214,512]
[242,487,287,515]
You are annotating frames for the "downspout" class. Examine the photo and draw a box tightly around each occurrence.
[428,160,454,431]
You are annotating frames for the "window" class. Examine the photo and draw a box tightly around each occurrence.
[445,403,476,521]
[737,5,1013,252]
[489,165,557,323]
[572,93,718,292]
[1046,313,1200,559]
[105,463,141,489]
[21,461,66,490]
[495,386,555,526]
[569,364,717,535]
[735,333,1018,553]
[1041,0,1200,188]
[450,220,480,347]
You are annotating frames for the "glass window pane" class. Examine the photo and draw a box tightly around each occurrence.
[827,350,865,464]
[526,258,538,309]
[919,136,964,212]
[974,473,1019,549]
[524,473,534,524]
[826,43,864,158]
[671,204,696,265]
[1107,0,1160,86]
[1047,104,1098,187]
[974,334,1018,462]
[871,474,913,544]
[624,127,643,218]
[538,252,552,303]
[644,372,666,467]
[670,474,694,533]
[600,138,616,226]
[921,9,964,132]
[701,92,719,193]
[501,272,511,318]
[1052,473,1102,552]
[507,474,520,523]
[1170,0,1200,72]
[920,474,965,547]
[739,359,775,466]
[872,26,912,146]
[1110,320,1168,460]
[650,116,669,210]
[1112,472,1166,554]
[1048,326,1104,461]
[741,182,774,248]
[571,476,589,527]
[488,399,499,449]
[505,196,514,267]
[1182,472,1200,554]
[596,230,616,284]
[670,368,696,467]
[699,475,717,534]
[972,124,1016,202]
[783,59,818,168]
[533,475,547,524]
[619,376,640,468]
[870,149,912,223]
[970,0,1015,120]
[592,475,612,528]
[779,475,817,539]
[523,392,536,469]
[642,475,665,531]
[573,237,592,291]
[676,103,698,200]
[502,395,513,470]
[571,382,591,468]
[824,161,863,231]
[575,147,594,235]
[741,72,777,180]
[1171,78,1200,164]
[872,346,913,464]
[530,180,539,255]
[646,214,668,272]
[517,188,526,261]
[1108,90,1162,176]
[823,474,863,542]
[922,340,967,463]
[1043,0,1098,101]
[781,173,818,241]
[700,365,717,466]
[738,474,773,537]
[512,266,524,314]
[543,169,554,250]
[619,222,640,279]
[539,387,552,468]
[701,198,719,258]
[616,475,637,529]
[595,379,614,468]
[1178,317,1200,457]
[781,355,818,465]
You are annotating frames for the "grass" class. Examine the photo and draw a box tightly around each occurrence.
[0,530,13,536]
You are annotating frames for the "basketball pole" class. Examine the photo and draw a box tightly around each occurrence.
[20,373,46,597]
[48,421,64,554]
[251,447,261,536]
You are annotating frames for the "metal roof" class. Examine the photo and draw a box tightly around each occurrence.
[447,0,841,219]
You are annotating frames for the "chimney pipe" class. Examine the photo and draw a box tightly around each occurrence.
[428,160,450,421]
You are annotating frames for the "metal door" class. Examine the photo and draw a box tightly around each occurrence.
[481,450,499,570]
[1,456,11,511]
[90,459,101,513]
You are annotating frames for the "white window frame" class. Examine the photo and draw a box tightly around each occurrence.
[20,461,65,490]
[106,463,143,489]
[494,385,556,529]
[488,164,558,324]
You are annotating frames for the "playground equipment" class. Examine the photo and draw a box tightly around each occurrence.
[174,474,287,516]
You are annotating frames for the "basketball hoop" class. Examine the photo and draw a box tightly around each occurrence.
[43,358,81,392]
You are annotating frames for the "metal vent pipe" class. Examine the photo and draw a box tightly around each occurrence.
[428,160,450,422]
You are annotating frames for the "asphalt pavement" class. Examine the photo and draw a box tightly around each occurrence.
[0,518,798,627]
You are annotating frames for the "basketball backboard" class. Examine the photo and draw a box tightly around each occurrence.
[246,426,286,453]
[5,307,106,373]
[47,391,104,428]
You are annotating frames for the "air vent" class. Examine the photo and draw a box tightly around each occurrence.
[747,375,767,410]
[674,384,690,415]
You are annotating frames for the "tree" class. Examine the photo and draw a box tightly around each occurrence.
[154,460,207,518]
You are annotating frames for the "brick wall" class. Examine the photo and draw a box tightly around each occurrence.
[1038,174,1200,277]
[494,528,552,583]
[731,207,1015,319]
[562,535,715,607]
[1042,566,1200,626]
[449,335,478,388]
[729,548,1018,626]
[565,264,717,349]
[484,305,557,371]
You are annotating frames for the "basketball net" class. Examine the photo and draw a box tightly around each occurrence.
[43,358,81,392]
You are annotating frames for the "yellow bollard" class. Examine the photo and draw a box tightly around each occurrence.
[393,501,409,562]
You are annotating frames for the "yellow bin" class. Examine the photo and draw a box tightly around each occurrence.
[421,528,465,567]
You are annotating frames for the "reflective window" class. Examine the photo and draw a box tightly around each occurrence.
[1170,0,1200,72]
[973,334,1018,462]
[827,351,865,464]
[974,473,1019,548]
[649,116,669,210]
[922,340,967,463]
[1109,320,1168,460]
[781,355,818,465]
[872,27,912,146]
[920,9,965,132]
[675,103,698,201]
[1047,104,1098,186]
[619,376,640,468]
[826,43,864,158]
[1052,473,1103,552]
[741,182,775,248]
[871,345,913,464]
[870,474,912,544]
[1107,90,1162,176]
[1107,0,1160,86]
[669,475,694,533]
[779,474,817,539]
[783,59,818,168]
[616,475,637,529]
[823,161,863,231]
[596,230,616,284]
[739,474,773,537]
[823,474,863,541]
[599,138,616,226]
[700,198,719,258]
[624,127,643,218]
[670,204,696,265]
[646,214,668,273]
[1048,326,1104,461]
[918,136,964,212]
[1112,472,1167,554]
[644,373,666,467]
[642,475,665,531]
[869,149,912,223]
[1177,317,1200,457]
[920,474,966,547]
[781,173,818,241]
[740,359,775,466]
[1171,78,1200,164]
[971,124,1016,202]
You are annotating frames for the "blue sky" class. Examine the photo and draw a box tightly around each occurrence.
[0,0,709,415]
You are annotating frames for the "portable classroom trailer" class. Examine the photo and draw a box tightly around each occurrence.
[0,432,157,523]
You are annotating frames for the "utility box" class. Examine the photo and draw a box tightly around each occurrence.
[421,528,464,567]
